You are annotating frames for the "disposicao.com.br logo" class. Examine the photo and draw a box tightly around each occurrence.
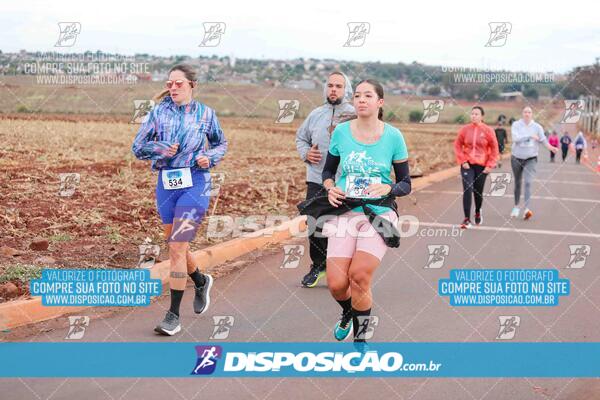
[190,344,442,377]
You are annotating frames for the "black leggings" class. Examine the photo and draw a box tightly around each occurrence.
[561,145,569,161]
[461,164,488,219]
[305,182,328,270]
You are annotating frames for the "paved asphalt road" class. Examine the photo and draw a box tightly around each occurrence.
[2,146,599,400]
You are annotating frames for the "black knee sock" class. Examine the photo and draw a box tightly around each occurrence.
[189,268,206,287]
[352,307,372,342]
[336,298,352,317]
[169,289,184,317]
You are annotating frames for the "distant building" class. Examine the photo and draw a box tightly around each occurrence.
[230,77,251,85]
[284,79,317,90]
[499,91,524,101]
[134,73,152,82]
[152,71,168,82]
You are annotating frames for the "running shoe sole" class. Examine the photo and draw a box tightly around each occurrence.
[154,324,181,336]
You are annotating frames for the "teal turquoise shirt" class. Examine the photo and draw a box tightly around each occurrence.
[329,121,408,215]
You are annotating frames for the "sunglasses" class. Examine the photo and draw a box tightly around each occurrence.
[165,80,194,89]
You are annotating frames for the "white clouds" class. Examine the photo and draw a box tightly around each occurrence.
[0,0,598,72]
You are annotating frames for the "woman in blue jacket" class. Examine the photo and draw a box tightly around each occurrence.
[132,64,228,336]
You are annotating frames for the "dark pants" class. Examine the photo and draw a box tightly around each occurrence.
[306,182,328,271]
[550,150,556,162]
[576,149,583,163]
[497,146,504,167]
[561,145,569,161]
[460,164,488,219]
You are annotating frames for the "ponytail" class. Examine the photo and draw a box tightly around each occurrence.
[153,89,170,103]
[378,108,383,121]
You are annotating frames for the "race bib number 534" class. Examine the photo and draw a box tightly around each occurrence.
[162,168,193,190]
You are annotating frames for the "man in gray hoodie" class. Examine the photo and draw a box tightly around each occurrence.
[296,71,355,287]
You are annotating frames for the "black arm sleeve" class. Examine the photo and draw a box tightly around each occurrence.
[390,161,411,197]
[322,151,340,183]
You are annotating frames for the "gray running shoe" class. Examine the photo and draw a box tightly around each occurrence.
[194,274,213,314]
[154,311,181,336]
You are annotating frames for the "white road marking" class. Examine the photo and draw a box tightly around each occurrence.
[419,190,600,204]
[402,221,600,239]
[533,179,598,186]
[536,168,596,175]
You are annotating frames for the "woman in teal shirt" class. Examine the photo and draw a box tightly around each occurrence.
[321,79,411,344]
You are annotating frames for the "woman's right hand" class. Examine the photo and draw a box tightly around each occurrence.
[165,143,179,157]
[462,162,470,169]
[327,186,346,207]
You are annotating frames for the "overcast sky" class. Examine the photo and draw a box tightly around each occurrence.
[1,0,598,73]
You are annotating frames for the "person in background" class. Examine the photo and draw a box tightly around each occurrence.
[574,131,587,164]
[560,131,572,162]
[548,131,559,162]
[510,106,558,220]
[494,118,508,168]
[453,106,499,229]
[295,71,355,288]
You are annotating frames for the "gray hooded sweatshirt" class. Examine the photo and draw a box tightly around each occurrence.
[295,73,355,184]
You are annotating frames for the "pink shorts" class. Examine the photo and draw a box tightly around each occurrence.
[323,210,398,261]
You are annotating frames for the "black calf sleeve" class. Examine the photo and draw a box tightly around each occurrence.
[352,307,372,342]
[169,289,184,317]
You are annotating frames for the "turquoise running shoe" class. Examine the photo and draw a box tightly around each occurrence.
[350,341,370,367]
[334,313,353,341]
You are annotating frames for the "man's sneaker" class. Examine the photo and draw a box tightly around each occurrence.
[301,265,326,288]
[194,274,213,314]
[523,209,533,220]
[154,311,181,336]
[510,207,520,218]
[460,218,472,229]
[334,313,353,341]
[474,211,483,225]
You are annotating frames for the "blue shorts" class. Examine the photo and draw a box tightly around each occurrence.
[155,167,211,242]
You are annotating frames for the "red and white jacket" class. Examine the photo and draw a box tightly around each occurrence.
[454,122,499,168]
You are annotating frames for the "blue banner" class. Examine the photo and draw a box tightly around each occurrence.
[438,269,570,306]
[29,269,162,307]
[0,342,598,377]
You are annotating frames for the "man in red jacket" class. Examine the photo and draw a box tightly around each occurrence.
[454,106,499,229]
